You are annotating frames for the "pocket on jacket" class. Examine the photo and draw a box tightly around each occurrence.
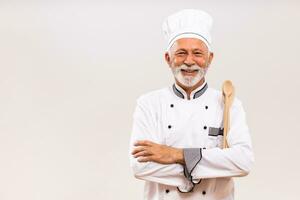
[206,127,224,148]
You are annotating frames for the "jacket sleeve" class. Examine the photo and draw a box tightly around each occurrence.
[185,99,255,181]
[129,97,192,188]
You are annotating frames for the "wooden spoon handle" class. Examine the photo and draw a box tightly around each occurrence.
[223,98,230,148]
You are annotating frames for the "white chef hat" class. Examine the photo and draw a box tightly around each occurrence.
[162,9,213,52]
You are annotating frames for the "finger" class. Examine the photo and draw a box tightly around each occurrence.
[134,140,153,147]
[133,150,152,158]
[131,146,146,155]
[137,156,154,162]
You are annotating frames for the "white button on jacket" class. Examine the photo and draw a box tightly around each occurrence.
[129,83,254,200]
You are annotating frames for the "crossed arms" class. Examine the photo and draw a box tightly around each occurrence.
[129,98,254,187]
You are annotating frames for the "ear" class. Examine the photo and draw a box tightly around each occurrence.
[164,52,171,67]
[208,52,214,66]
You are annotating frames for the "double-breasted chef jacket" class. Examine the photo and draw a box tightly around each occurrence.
[129,81,254,200]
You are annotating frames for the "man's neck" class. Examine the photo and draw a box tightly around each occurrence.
[175,79,205,100]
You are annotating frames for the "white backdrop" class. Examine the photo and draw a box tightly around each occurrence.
[0,0,300,199]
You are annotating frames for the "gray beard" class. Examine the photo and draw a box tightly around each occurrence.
[171,64,207,87]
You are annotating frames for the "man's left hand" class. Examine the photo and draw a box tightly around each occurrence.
[131,140,185,165]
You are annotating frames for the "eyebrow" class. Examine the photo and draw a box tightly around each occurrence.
[192,49,205,52]
[175,48,205,53]
[175,49,187,53]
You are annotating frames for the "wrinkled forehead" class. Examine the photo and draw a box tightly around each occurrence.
[170,38,209,52]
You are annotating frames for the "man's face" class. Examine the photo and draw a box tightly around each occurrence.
[165,38,214,88]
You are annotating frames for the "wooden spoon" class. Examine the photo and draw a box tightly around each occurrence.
[222,80,235,148]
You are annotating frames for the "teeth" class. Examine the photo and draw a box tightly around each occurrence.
[181,69,198,72]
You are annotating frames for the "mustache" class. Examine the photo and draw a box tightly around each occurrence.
[177,64,200,70]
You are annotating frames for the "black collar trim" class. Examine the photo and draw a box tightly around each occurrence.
[172,83,208,100]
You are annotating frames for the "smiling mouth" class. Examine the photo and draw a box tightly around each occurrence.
[181,69,199,75]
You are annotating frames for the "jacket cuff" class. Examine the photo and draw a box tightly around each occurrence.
[183,148,202,181]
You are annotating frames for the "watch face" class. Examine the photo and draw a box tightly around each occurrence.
[176,180,195,193]
[177,178,202,193]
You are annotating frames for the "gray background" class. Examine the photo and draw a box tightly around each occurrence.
[0,0,299,199]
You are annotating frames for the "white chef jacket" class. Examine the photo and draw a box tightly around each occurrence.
[129,81,254,200]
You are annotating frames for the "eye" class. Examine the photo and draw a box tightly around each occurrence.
[194,52,204,57]
[176,52,186,56]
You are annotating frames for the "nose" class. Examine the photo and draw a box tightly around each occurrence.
[183,53,195,66]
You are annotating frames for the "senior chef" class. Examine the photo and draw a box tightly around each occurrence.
[129,9,254,200]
